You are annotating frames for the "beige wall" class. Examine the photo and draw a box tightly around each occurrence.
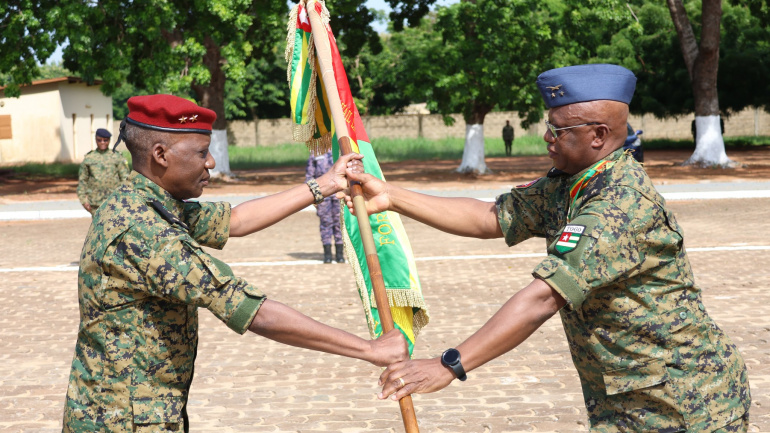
[59,83,113,161]
[0,81,112,163]
[0,84,61,163]
[223,107,770,147]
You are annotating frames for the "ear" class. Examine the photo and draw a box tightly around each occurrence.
[151,142,169,168]
[591,124,610,149]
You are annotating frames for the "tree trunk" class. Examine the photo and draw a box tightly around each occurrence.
[456,103,491,174]
[667,0,736,167]
[191,37,232,177]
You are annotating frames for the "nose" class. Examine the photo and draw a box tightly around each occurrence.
[544,129,556,143]
[205,153,216,169]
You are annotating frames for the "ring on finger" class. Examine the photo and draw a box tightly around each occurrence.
[396,377,406,389]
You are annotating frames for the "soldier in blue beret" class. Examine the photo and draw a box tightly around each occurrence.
[77,127,129,215]
[63,94,407,432]
[346,64,750,432]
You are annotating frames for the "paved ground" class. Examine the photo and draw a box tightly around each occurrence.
[0,192,768,432]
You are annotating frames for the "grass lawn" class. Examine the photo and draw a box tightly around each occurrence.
[2,135,767,178]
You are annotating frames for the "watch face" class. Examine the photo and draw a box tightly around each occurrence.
[442,348,460,365]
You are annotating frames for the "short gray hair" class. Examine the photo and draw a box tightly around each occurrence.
[124,124,171,168]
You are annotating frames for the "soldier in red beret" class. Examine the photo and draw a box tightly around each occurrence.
[62,94,407,432]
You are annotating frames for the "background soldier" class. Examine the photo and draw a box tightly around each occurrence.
[62,94,407,432]
[346,64,751,432]
[502,120,515,156]
[306,150,344,263]
[76,128,129,214]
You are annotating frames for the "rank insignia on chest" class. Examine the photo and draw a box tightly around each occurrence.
[555,224,585,253]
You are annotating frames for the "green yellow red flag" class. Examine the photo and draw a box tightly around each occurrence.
[285,0,429,355]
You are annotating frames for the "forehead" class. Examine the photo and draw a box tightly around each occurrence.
[548,103,590,124]
[168,132,212,148]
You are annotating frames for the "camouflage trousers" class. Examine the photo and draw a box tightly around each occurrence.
[316,196,342,245]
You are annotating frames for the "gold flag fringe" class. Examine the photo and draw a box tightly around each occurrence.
[340,203,429,341]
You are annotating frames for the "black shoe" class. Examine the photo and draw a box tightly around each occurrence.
[335,243,345,263]
[323,245,333,264]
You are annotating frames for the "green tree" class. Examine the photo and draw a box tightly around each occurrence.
[393,0,553,174]
[593,0,770,166]
[0,1,62,97]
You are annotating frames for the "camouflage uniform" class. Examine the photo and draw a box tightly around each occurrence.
[305,151,342,245]
[77,149,130,212]
[63,171,266,432]
[497,149,750,432]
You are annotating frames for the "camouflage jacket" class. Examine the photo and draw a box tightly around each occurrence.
[77,149,130,210]
[496,149,750,432]
[63,172,266,432]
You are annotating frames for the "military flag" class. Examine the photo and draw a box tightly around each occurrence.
[285,0,429,356]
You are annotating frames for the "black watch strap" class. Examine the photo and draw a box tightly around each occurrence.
[441,348,467,381]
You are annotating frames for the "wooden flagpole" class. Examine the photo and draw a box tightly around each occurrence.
[307,4,420,433]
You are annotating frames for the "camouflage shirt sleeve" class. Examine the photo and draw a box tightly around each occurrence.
[77,158,91,205]
[532,192,643,310]
[116,153,130,180]
[183,201,231,249]
[496,177,567,247]
[115,227,264,334]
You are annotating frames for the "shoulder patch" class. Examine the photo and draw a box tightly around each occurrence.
[516,178,541,189]
[149,200,189,231]
[555,224,585,253]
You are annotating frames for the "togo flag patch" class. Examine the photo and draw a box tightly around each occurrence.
[555,224,585,253]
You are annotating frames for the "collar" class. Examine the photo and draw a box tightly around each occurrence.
[565,147,626,185]
[128,171,186,221]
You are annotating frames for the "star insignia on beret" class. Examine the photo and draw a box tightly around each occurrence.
[189,115,198,123]
[179,116,188,124]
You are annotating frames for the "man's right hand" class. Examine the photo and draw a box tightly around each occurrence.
[368,329,409,367]
[337,171,391,216]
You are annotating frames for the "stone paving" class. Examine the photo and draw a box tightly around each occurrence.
[0,198,768,432]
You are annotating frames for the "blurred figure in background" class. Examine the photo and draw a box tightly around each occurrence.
[77,128,129,215]
[306,150,344,263]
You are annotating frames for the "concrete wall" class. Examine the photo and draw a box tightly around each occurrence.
[0,80,112,163]
[222,107,770,147]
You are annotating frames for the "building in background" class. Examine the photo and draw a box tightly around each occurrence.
[0,77,112,163]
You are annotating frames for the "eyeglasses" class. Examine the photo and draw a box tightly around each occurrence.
[545,120,601,138]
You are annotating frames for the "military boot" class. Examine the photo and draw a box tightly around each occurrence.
[323,244,333,264]
[335,243,345,263]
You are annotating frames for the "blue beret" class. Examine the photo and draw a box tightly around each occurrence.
[95,128,112,138]
[536,64,636,108]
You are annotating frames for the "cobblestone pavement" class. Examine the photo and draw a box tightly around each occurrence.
[0,199,768,432]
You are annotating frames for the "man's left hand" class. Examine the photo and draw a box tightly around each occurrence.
[377,358,455,400]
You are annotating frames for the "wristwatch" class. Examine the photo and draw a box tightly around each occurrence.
[440,348,467,381]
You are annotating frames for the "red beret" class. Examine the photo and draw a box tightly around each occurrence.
[125,94,216,134]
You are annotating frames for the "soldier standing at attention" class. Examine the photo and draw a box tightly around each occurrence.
[62,94,407,432]
[77,128,130,215]
[347,65,751,432]
[306,150,344,264]
[502,119,514,156]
